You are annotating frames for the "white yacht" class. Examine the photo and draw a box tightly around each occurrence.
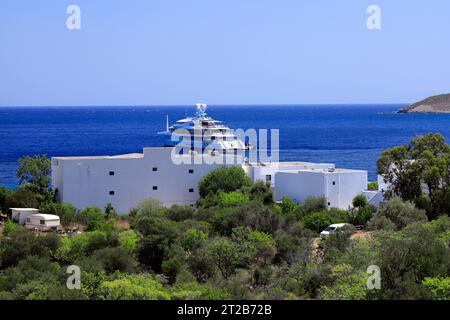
[158,103,251,152]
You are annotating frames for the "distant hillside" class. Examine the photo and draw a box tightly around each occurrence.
[398,94,450,114]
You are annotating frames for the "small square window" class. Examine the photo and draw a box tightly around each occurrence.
[266,175,272,182]
[40,220,45,225]
[332,181,336,185]
[189,188,194,193]
[109,191,115,195]
[152,167,158,172]
[189,169,194,174]
[327,202,331,206]
[153,186,158,190]
[109,171,115,176]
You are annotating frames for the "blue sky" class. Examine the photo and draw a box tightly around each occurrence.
[1,0,450,106]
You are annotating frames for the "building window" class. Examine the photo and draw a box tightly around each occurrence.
[266,175,272,182]
[40,220,45,225]
[109,171,115,176]
[152,167,158,172]
[327,202,331,206]
[153,186,158,190]
[332,181,336,185]
[189,188,194,193]
[109,191,115,195]
[189,169,194,174]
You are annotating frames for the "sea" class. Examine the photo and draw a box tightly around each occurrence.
[1,104,450,188]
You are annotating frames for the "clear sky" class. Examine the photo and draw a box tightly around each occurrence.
[1,0,450,106]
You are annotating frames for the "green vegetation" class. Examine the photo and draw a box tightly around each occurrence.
[378,133,450,219]
[0,137,449,300]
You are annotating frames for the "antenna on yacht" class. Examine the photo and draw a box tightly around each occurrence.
[196,103,207,119]
[166,114,169,132]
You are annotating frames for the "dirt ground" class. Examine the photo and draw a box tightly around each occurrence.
[350,230,373,240]
[311,230,372,260]
[115,219,130,230]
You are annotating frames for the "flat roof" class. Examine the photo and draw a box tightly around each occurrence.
[10,208,39,211]
[279,168,367,174]
[245,161,333,167]
[54,153,144,160]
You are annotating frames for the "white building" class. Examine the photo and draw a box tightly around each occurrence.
[11,208,39,225]
[52,147,374,213]
[274,169,368,209]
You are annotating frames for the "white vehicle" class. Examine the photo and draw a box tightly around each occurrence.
[25,213,61,232]
[320,223,352,236]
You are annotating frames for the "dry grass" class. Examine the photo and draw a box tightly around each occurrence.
[115,218,130,230]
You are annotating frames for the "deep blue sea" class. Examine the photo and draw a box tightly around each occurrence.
[1,104,450,188]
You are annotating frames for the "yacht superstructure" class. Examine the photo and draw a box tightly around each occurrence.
[158,103,250,152]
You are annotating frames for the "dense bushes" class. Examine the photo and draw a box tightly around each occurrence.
[198,166,252,198]
[1,156,449,300]
[368,197,427,231]
[300,209,348,234]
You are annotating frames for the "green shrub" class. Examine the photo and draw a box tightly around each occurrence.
[367,181,379,191]
[376,198,427,230]
[180,228,208,251]
[352,194,368,208]
[300,211,345,234]
[303,196,327,214]
[118,230,142,255]
[78,207,105,231]
[172,282,232,300]
[3,219,19,236]
[97,274,170,300]
[40,202,77,225]
[422,277,450,300]
[217,191,249,206]
[198,166,251,198]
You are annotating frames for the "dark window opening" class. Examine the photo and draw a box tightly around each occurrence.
[189,188,194,193]
[109,171,115,176]
[189,169,194,174]
[153,186,158,190]
[332,181,336,185]
[152,167,158,172]
[109,191,115,195]
[327,202,331,206]
[266,175,272,182]
[40,220,45,225]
